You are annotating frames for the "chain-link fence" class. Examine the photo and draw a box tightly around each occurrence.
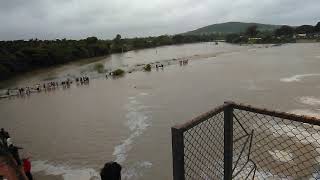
[171,102,320,180]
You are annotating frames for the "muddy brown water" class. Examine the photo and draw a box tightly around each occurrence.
[1,42,320,179]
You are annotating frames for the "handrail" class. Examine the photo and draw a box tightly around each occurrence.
[172,103,228,131]
[229,102,320,126]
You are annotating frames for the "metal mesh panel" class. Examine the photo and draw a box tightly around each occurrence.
[172,103,320,180]
[233,109,320,179]
[183,112,225,180]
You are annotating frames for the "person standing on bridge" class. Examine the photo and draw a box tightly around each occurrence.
[0,150,28,180]
[0,128,10,147]
[22,156,33,180]
[8,141,23,166]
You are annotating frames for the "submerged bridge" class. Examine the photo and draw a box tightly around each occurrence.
[171,102,320,179]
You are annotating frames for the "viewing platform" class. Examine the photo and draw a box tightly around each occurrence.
[172,102,320,179]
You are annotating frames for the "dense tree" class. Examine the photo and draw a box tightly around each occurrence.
[274,25,294,37]
[155,35,173,46]
[315,22,320,32]
[245,25,259,37]
[172,35,184,44]
[226,25,299,44]
[225,34,243,43]
[295,25,314,34]
[114,34,121,41]
[0,34,221,80]
[112,34,124,52]
[132,38,148,49]
[85,37,98,44]
[0,38,111,80]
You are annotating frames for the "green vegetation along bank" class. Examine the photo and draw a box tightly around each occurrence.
[1,21,319,81]
[225,22,320,44]
[0,34,219,80]
[185,22,281,35]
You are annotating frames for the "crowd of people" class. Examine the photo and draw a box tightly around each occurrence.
[75,76,90,84]
[1,128,123,180]
[1,58,193,100]
[2,76,90,99]
[0,128,33,180]
[179,59,189,66]
[155,64,164,68]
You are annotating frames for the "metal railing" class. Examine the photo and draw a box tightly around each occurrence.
[171,102,320,180]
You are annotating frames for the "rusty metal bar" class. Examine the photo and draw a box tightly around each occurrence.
[172,104,227,131]
[224,102,233,180]
[171,101,320,180]
[230,102,320,126]
[172,127,185,180]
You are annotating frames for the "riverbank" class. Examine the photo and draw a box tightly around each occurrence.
[0,42,274,99]
[1,41,285,89]
[0,42,280,97]
[0,41,220,83]
[1,43,320,180]
[0,56,109,90]
[296,39,320,43]
[0,55,108,86]
[0,35,220,81]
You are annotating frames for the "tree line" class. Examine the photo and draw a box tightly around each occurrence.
[0,34,222,80]
[2,22,319,81]
[226,22,320,44]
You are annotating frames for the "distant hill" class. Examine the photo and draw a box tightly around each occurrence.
[185,22,282,35]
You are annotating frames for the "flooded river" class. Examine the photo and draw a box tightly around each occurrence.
[1,42,320,180]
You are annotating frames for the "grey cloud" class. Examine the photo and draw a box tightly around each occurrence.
[0,0,319,40]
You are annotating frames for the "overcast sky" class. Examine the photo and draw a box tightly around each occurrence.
[0,0,319,40]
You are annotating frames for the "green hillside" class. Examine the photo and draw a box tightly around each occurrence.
[185,22,282,35]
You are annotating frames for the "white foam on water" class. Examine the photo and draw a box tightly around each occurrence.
[280,73,320,82]
[289,109,320,119]
[267,111,320,165]
[114,96,150,163]
[139,92,149,96]
[298,96,320,106]
[254,170,291,180]
[268,150,293,162]
[311,172,320,180]
[122,161,152,180]
[255,110,320,180]
[32,160,100,180]
[128,99,140,105]
[113,93,152,179]
[245,80,265,91]
[125,113,148,131]
[113,132,138,163]
[234,164,291,179]
[268,117,320,146]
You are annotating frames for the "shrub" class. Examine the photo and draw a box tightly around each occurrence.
[143,64,151,71]
[94,63,105,73]
[112,69,125,76]
[0,64,11,80]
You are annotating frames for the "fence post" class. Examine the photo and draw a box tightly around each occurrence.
[172,127,185,180]
[224,103,234,180]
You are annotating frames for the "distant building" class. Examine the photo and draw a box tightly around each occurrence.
[248,37,262,40]
[294,33,320,39]
[297,34,307,38]
[309,32,320,38]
